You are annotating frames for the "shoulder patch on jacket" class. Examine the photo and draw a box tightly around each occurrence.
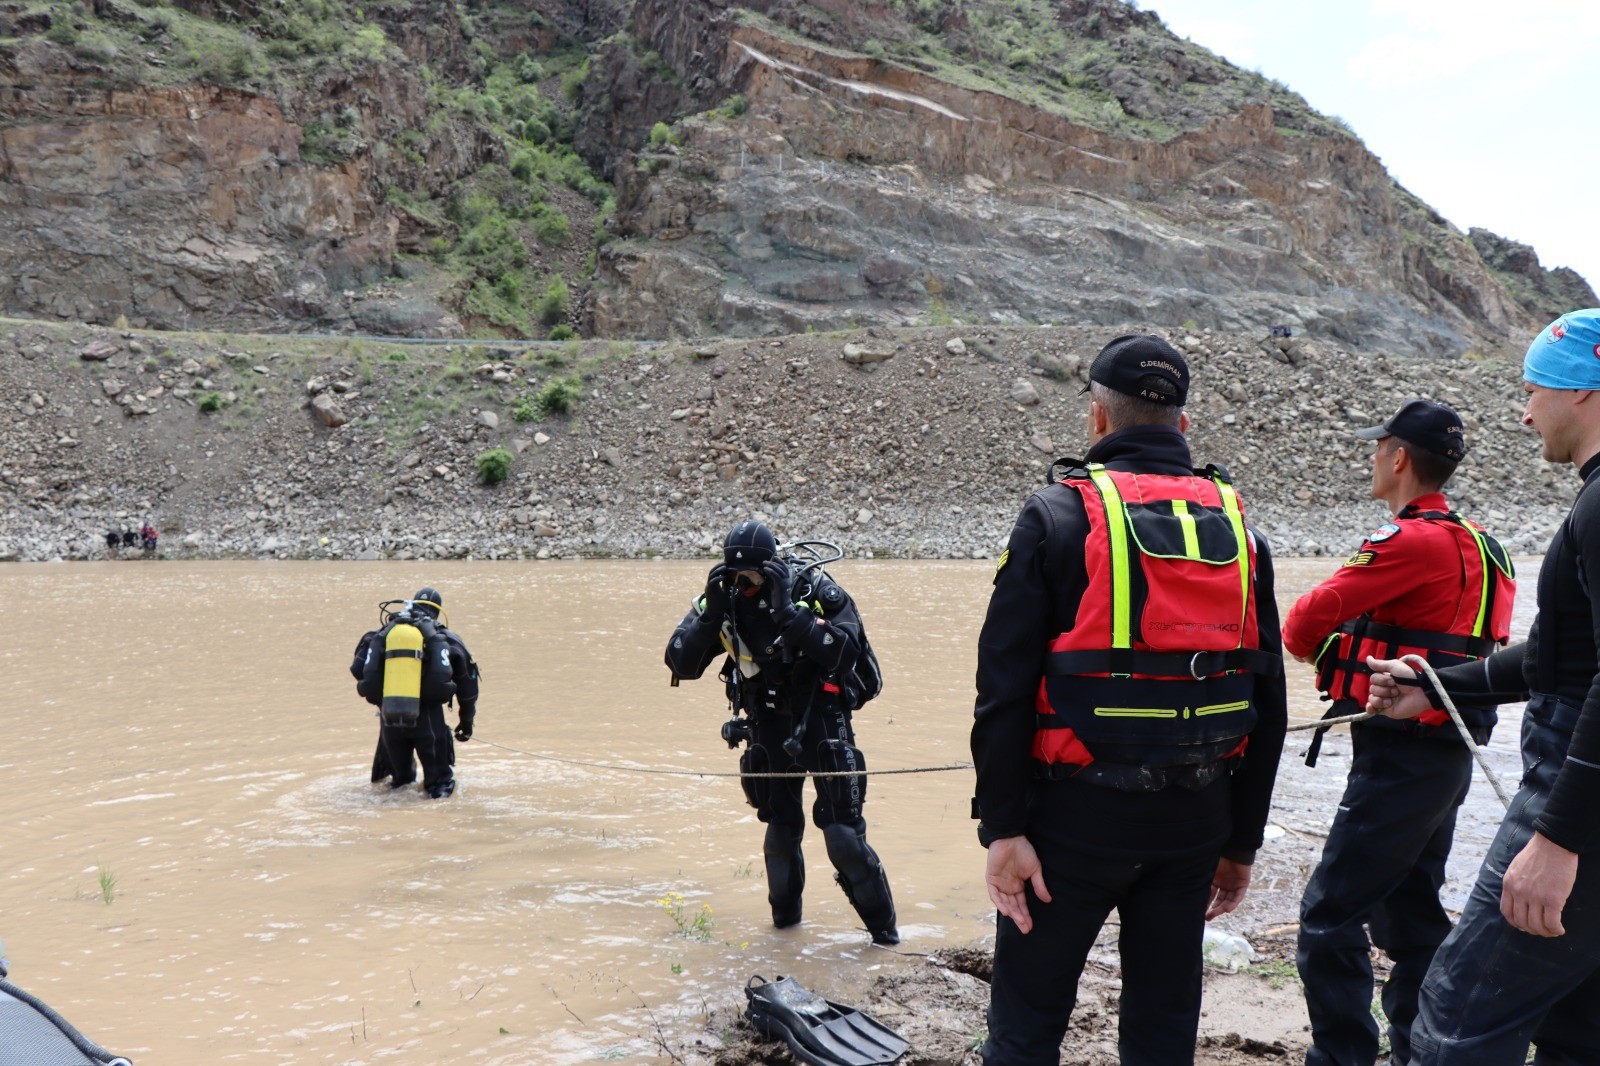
[1343,548,1377,567]
[996,548,1010,574]
[1367,523,1402,543]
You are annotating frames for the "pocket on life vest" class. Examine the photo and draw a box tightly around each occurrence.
[1124,502,1247,654]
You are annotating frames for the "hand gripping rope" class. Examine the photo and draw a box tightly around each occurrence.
[1285,653,1511,810]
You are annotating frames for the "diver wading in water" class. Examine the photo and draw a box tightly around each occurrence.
[352,588,479,798]
[665,521,899,945]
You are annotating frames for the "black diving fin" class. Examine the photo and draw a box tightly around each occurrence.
[745,975,908,1066]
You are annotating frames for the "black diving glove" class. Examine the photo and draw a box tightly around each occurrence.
[454,710,475,742]
[761,559,800,624]
[699,564,730,623]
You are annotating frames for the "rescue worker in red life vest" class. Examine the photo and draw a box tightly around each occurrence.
[664,521,897,946]
[1284,398,1515,1066]
[972,334,1288,1066]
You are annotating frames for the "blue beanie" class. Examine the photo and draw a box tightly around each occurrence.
[1524,309,1600,389]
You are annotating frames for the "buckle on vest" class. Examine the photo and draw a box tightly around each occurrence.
[1190,651,1209,680]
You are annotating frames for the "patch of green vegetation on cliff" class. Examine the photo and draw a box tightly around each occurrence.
[732,0,1351,144]
[13,0,396,89]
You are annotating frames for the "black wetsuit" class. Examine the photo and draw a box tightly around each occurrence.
[972,425,1288,1066]
[1405,451,1600,1062]
[358,624,478,798]
[665,566,896,940]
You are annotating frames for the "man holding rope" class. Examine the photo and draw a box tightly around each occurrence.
[1284,399,1514,1066]
[971,335,1287,1065]
[1368,308,1600,1064]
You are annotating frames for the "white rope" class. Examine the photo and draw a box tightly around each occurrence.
[1400,653,1513,810]
[470,737,973,779]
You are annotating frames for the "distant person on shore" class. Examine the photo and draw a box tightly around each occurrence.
[1283,399,1514,1066]
[120,528,136,550]
[1366,308,1600,1064]
[664,521,898,945]
[355,588,479,799]
[971,335,1287,1065]
[140,523,158,556]
[104,528,119,556]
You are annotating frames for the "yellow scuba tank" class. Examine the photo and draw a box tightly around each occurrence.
[381,621,426,727]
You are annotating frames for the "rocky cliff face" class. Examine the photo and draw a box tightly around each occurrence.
[579,0,1564,355]
[0,25,487,331]
[1470,228,1599,328]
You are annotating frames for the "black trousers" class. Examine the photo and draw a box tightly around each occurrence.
[1297,723,1472,1066]
[1411,695,1600,1065]
[749,695,866,835]
[984,843,1218,1066]
[380,704,455,794]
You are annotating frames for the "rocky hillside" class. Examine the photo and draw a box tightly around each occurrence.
[0,317,1566,563]
[578,0,1582,353]
[0,0,1590,355]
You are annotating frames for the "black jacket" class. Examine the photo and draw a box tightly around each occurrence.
[971,424,1288,864]
[666,566,865,712]
[355,622,478,718]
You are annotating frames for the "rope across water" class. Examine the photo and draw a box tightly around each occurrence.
[470,737,973,779]
[475,654,1512,803]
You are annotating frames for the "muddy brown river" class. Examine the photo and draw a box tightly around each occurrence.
[2,558,1537,1063]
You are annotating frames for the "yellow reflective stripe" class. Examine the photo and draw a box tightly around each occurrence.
[1088,465,1132,650]
[1093,707,1178,718]
[1195,700,1250,716]
[1465,525,1493,639]
[1170,499,1201,559]
[1313,632,1340,667]
[1213,477,1251,646]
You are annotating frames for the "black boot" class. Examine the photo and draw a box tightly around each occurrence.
[764,822,806,928]
[824,823,897,944]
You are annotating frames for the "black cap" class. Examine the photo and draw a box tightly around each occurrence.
[723,521,777,569]
[411,587,443,618]
[1082,334,1189,406]
[1353,398,1466,461]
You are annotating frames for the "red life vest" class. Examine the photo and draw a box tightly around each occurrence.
[1313,510,1514,716]
[1033,464,1281,776]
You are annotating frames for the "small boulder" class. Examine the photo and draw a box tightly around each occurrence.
[79,341,119,361]
[310,393,350,428]
[842,343,895,366]
[1010,379,1042,406]
[476,410,500,430]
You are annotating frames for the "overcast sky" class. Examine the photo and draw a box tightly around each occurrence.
[1142,0,1600,305]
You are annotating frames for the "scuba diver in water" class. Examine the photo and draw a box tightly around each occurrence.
[665,521,898,945]
[353,588,479,798]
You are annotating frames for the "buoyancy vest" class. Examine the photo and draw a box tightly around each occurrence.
[1034,463,1282,777]
[1313,510,1514,712]
[373,614,456,727]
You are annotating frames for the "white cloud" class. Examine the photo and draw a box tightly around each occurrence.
[1163,17,1262,68]
[1349,0,1600,87]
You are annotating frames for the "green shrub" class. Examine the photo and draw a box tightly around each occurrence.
[509,151,536,182]
[536,276,570,324]
[199,392,225,412]
[516,53,545,83]
[45,18,79,45]
[520,118,551,145]
[476,447,514,484]
[649,121,675,148]
[725,92,748,117]
[535,208,570,247]
[560,57,590,102]
[537,375,582,416]
[548,324,576,341]
[511,397,538,422]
